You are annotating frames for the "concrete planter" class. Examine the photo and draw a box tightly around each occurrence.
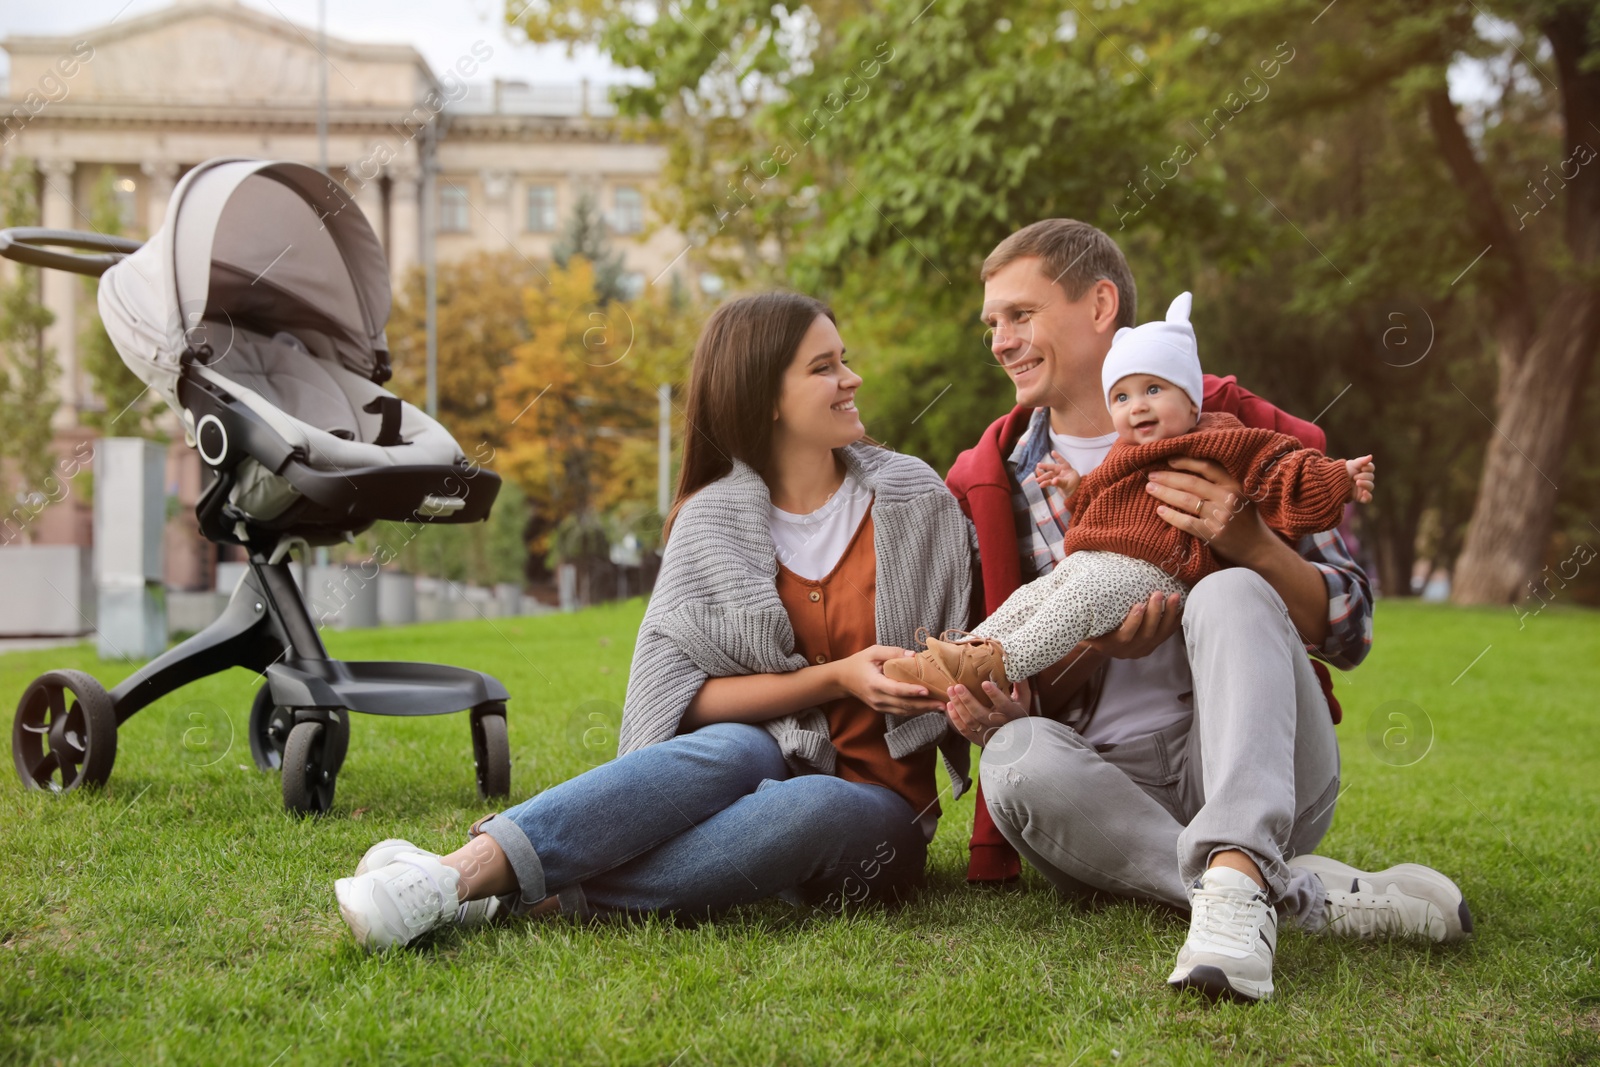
[377,571,417,626]
[0,544,93,637]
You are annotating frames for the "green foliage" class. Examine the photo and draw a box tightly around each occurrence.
[80,167,158,436]
[551,191,627,303]
[511,0,1600,594]
[0,158,60,507]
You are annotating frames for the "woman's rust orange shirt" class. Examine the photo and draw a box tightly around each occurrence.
[774,510,939,821]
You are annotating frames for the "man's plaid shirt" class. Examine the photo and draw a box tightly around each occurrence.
[1006,408,1373,669]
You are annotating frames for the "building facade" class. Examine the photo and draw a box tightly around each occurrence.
[0,0,682,589]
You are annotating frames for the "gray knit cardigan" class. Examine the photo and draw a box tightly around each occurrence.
[618,442,976,799]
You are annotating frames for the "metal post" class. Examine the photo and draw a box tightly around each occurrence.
[423,128,439,418]
[657,382,671,516]
[316,0,328,174]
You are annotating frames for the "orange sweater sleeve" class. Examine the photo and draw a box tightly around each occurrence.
[1242,440,1353,538]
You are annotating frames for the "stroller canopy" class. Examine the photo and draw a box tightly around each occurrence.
[99,159,393,411]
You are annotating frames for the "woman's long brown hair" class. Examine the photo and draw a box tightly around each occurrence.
[663,291,835,541]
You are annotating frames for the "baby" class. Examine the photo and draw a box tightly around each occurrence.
[887,292,1375,704]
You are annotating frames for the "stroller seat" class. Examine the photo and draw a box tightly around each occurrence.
[191,328,465,521]
[82,158,498,542]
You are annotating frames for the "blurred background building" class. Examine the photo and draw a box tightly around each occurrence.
[0,0,680,610]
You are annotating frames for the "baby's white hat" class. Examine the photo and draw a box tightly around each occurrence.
[1100,291,1203,413]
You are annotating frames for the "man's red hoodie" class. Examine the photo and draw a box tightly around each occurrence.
[945,374,1345,883]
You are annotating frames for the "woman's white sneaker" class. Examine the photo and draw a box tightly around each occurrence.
[335,850,463,950]
[1292,855,1473,942]
[1167,866,1278,1002]
[353,839,502,928]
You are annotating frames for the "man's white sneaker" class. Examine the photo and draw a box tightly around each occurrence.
[335,850,463,950]
[1292,855,1473,942]
[1168,866,1278,1002]
[354,839,501,928]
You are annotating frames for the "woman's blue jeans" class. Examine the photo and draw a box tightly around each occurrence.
[474,722,929,918]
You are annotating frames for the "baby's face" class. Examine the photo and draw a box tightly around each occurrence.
[1108,373,1199,444]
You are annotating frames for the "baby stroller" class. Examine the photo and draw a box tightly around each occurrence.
[4,158,512,814]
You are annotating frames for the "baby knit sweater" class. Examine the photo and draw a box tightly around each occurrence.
[1062,411,1353,585]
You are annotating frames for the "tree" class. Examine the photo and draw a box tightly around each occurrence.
[386,249,543,454]
[81,166,157,435]
[495,256,696,599]
[1430,3,1600,604]
[0,157,61,528]
[514,0,1600,604]
[552,191,627,304]
[1097,0,1600,604]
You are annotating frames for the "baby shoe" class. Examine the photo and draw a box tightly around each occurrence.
[884,630,1010,707]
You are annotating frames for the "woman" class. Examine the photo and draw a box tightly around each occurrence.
[335,291,976,949]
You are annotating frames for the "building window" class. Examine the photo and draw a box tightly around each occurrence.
[438,184,470,233]
[618,271,645,301]
[525,184,557,232]
[612,185,644,235]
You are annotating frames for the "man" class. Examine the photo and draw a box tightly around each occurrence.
[941,219,1471,1002]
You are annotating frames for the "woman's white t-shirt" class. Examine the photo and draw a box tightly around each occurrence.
[768,470,874,580]
[1047,431,1194,749]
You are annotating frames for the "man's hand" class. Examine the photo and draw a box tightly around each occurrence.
[1084,590,1183,659]
[1346,454,1376,503]
[946,678,1032,747]
[833,645,950,716]
[1146,456,1278,568]
[1147,454,1334,644]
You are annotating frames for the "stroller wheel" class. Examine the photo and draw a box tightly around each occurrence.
[247,687,295,772]
[282,721,336,816]
[12,670,118,794]
[470,704,511,800]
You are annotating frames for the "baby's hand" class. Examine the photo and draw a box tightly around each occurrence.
[1346,455,1376,503]
[1035,451,1081,499]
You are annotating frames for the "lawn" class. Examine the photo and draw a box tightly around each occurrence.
[2,599,1597,1066]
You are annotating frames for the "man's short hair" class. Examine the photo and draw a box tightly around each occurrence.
[981,219,1138,329]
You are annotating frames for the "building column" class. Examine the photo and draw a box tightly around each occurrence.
[386,163,420,286]
[140,160,180,236]
[345,162,385,241]
[38,159,78,428]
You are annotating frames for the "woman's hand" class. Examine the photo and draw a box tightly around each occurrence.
[946,678,1032,747]
[833,645,950,716]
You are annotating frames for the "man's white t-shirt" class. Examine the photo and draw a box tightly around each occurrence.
[1047,430,1194,748]
[768,471,873,580]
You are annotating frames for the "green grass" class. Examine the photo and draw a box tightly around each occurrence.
[2,599,1597,1065]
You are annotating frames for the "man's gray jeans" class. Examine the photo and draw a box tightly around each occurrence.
[980,568,1340,928]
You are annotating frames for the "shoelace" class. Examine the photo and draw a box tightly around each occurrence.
[390,857,451,934]
[1189,884,1263,954]
[1328,887,1432,937]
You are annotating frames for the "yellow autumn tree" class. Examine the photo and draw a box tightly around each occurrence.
[388,250,543,454]
[495,258,698,564]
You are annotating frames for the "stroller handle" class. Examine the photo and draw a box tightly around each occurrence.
[0,227,145,277]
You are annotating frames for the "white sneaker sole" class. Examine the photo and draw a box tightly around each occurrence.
[1293,855,1473,941]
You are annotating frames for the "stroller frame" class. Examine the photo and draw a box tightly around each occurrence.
[4,220,513,815]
